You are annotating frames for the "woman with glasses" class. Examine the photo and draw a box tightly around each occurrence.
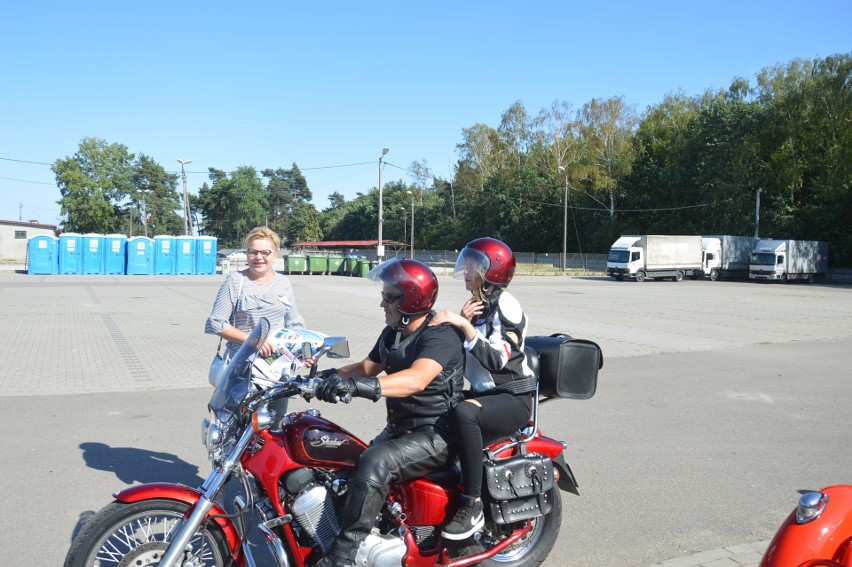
[205,226,305,359]
[429,237,535,541]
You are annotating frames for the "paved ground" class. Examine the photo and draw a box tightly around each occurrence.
[1,269,850,565]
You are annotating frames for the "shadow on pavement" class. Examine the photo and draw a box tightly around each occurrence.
[79,441,204,487]
[68,442,206,544]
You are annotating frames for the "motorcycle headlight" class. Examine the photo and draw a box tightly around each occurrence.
[203,415,232,466]
[795,491,828,524]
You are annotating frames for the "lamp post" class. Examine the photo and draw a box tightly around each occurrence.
[377,147,389,261]
[401,206,407,251]
[755,187,763,238]
[177,159,192,236]
[558,166,567,273]
[406,190,414,259]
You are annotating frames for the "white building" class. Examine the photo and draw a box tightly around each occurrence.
[0,219,59,263]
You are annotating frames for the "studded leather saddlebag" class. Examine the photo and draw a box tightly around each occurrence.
[483,452,555,525]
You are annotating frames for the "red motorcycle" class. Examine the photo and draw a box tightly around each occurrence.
[760,485,852,567]
[64,320,601,567]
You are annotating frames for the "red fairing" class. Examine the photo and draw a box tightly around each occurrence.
[114,483,243,561]
[760,485,852,567]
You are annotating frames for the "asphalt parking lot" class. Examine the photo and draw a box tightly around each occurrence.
[0,272,849,566]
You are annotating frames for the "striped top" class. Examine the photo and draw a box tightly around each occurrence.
[205,270,306,357]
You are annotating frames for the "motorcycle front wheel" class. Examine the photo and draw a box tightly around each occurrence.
[460,489,562,567]
[63,498,233,567]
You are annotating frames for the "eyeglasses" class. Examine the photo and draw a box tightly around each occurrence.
[247,249,275,258]
[381,291,403,303]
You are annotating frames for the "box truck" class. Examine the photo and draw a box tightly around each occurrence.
[749,239,829,283]
[700,235,757,281]
[606,235,702,282]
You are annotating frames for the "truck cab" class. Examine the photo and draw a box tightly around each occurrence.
[606,236,642,281]
[701,238,722,280]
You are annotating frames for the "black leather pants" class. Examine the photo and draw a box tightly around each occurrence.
[329,425,454,562]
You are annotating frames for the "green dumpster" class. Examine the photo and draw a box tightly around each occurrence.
[344,255,360,276]
[358,259,372,278]
[286,255,306,275]
[307,255,328,275]
[328,255,345,275]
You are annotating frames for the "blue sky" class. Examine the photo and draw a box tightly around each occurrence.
[1,1,849,226]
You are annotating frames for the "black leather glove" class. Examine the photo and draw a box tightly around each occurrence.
[316,375,381,403]
[317,368,338,379]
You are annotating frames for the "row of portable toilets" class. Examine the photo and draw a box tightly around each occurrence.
[27,234,218,275]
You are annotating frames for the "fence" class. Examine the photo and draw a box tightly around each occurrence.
[280,247,608,275]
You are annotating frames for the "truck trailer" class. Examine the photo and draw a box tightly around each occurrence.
[749,239,829,283]
[700,235,757,281]
[607,235,702,282]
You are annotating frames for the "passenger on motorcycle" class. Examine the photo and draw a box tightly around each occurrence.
[314,258,466,567]
[430,237,536,540]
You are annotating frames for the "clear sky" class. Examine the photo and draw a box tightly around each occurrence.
[1,1,849,226]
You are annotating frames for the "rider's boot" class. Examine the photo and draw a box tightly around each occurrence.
[441,494,485,540]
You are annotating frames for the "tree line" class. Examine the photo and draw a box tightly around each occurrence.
[54,53,851,266]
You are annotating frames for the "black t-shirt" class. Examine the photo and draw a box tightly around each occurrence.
[368,323,464,372]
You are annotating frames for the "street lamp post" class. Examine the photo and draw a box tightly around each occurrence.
[755,187,763,238]
[401,207,407,251]
[406,190,414,259]
[177,159,192,236]
[377,148,389,261]
[558,166,567,273]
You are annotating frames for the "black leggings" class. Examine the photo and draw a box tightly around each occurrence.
[450,392,532,498]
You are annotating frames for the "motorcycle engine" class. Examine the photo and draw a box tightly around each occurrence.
[291,484,340,553]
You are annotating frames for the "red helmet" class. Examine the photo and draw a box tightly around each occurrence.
[368,258,439,315]
[454,237,516,286]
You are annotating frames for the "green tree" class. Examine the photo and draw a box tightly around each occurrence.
[197,166,268,246]
[577,97,639,220]
[262,164,313,244]
[131,154,182,236]
[53,137,135,233]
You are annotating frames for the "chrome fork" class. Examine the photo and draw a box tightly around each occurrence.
[158,426,256,567]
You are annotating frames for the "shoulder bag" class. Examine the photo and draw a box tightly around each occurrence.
[208,273,244,386]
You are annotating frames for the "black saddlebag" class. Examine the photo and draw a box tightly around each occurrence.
[483,451,555,525]
[525,334,603,400]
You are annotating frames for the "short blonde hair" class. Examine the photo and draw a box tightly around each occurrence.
[243,226,281,250]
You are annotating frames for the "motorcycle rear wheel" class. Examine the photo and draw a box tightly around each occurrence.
[63,498,233,567]
[460,489,562,567]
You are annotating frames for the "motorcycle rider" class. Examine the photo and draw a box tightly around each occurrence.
[314,258,465,567]
[430,237,535,540]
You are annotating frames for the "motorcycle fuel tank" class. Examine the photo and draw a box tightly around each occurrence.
[280,411,368,468]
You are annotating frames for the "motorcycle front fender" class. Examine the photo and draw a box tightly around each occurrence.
[760,485,852,567]
[114,482,243,557]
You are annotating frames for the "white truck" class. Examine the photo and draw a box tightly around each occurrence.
[606,235,702,282]
[701,235,757,281]
[749,239,829,283]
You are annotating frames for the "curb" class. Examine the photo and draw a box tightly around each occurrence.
[645,541,769,567]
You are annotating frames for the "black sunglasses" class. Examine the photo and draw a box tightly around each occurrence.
[381,292,403,303]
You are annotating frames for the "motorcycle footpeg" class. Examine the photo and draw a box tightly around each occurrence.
[263,514,292,529]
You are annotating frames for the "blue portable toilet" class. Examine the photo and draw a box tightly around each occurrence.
[59,233,83,274]
[153,235,176,274]
[175,236,196,274]
[126,237,154,274]
[81,233,105,274]
[196,236,217,275]
[27,235,59,274]
[103,234,127,274]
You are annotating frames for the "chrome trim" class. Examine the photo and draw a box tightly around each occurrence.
[796,491,829,524]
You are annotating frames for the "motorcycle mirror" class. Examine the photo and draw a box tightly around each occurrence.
[321,337,350,360]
